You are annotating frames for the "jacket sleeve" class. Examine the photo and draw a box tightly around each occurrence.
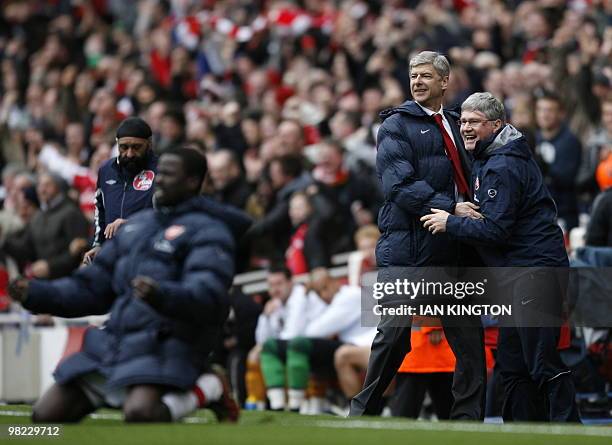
[150,224,236,324]
[92,176,106,247]
[255,313,275,344]
[446,167,518,246]
[23,237,119,317]
[377,122,455,216]
[245,200,290,239]
[304,289,360,338]
[47,207,91,278]
[280,285,309,339]
[3,227,36,264]
[585,193,611,246]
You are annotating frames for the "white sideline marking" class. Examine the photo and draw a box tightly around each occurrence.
[307,419,612,437]
[0,409,610,437]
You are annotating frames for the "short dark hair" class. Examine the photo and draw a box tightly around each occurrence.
[535,89,564,109]
[163,147,208,189]
[270,154,303,178]
[162,109,186,128]
[268,264,292,279]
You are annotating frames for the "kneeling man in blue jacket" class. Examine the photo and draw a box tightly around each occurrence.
[422,92,580,422]
[9,148,252,423]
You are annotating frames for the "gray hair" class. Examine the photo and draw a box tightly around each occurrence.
[461,92,506,121]
[409,51,450,78]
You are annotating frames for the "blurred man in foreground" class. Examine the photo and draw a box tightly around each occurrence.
[9,148,251,423]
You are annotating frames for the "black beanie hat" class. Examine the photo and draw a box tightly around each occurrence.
[116,117,152,139]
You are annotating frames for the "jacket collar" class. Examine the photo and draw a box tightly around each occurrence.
[379,100,460,121]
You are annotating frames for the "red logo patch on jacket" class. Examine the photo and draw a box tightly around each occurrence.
[133,170,155,191]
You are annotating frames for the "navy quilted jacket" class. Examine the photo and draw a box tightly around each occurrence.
[24,196,252,390]
[375,100,472,266]
[446,125,568,267]
[93,150,158,246]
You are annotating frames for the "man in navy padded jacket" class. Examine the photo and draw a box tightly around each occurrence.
[9,148,253,423]
[83,117,157,263]
[422,92,580,422]
[349,51,487,420]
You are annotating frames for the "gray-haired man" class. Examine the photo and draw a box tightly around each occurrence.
[422,92,580,422]
[349,52,487,419]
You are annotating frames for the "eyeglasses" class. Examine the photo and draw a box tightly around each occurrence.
[457,119,496,128]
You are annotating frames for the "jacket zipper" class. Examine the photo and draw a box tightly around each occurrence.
[120,181,127,218]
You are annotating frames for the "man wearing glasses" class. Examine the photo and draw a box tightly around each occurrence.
[350,51,487,420]
[422,92,580,422]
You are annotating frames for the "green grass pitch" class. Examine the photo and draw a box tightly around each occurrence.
[0,405,610,445]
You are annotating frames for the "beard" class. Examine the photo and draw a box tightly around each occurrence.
[119,155,146,174]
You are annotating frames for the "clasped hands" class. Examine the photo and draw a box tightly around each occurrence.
[421,202,483,235]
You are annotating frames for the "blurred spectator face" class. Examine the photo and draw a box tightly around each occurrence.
[317,143,344,176]
[208,150,240,191]
[278,121,304,155]
[410,63,448,110]
[289,193,312,227]
[65,123,85,153]
[241,118,260,147]
[503,63,524,96]
[338,92,361,113]
[330,111,357,140]
[267,271,292,302]
[483,69,505,99]
[74,72,94,104]
[310,275,339,304]
[260,115,279,140]
[147,101,167,133]
[269,160,288,190]
[117,137,150,174]
[355,226,379,264]
[187,118,210,142]
[90,144,111,173]
[311,84,334,116]
[509,94,535,129]
[247,70,269,99]
[363,88,383,115]
[24,127,44,151]
[37,174,61,206]
[221,102,241,127]
[460,110,502,152]
[136,83,157,108]
[535,98,563,132]
[160,115,184,141]
[525,11,550,40]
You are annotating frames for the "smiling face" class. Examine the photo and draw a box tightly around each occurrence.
[460,110,502,151]
[410,63,448,110]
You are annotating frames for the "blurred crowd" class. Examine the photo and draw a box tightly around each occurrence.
[1,0,612,278]
[0,0,611,418]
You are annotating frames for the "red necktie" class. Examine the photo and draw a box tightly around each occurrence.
[433,113,470,196]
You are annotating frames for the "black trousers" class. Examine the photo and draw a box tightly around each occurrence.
[349,313,486,419]
[391,372,453,419]
[497,270,580,422]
